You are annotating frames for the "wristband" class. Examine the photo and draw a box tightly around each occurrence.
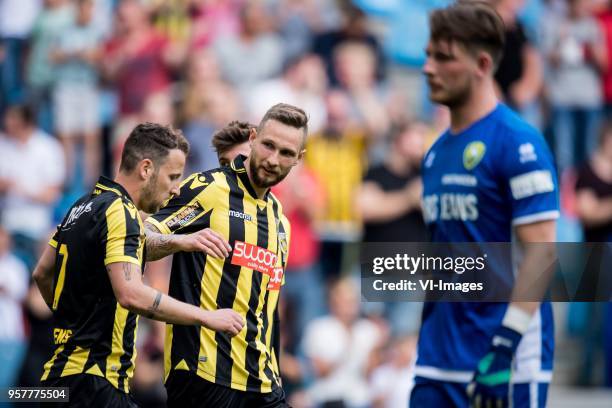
[501,304,532,335]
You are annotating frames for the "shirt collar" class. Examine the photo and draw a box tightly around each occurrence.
[95,176,134,203]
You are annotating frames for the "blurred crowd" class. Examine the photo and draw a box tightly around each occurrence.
[0,0,612,407]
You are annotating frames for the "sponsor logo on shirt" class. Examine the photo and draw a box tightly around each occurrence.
[229,209,253,221]
[53,328,73,345]
[231,241,278,275]
[518,143,537,163]
[441,174,478,187]
[510,170,555,200]
[267,267,284,290]
[63,202,92,229]
[422,193,479,222]
[232,241,284,289]
[166,201,204,230]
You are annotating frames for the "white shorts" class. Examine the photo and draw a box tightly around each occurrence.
[53,84,100,135]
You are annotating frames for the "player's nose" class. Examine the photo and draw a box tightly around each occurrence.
[266,151,280,167]
[423,58,435,77]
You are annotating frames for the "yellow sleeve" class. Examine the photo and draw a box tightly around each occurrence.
[103,198,143,266]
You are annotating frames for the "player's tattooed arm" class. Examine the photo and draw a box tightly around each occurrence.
[144,222,179,261]
[145,291,162,319]
[123,263,132,281]
[144,221,232,261]
[106,262,243,332]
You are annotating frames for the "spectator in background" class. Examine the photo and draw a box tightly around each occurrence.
[355,0,452,120]
[575,120,612,241]
[0,105,65,270]
[0,227,29,388]
[597,0,612,118]
[492,0,544,128]
[0,0,41,115]
[247,54,328,134]
[179,49,226,126]
[275,0,343,61]
[272,159,326,351]
[180,51,241,175]
[541,0,607,175]
[26,0,74,133]
[103,0,174,124]
[356,122,428,335]
[189,0,242,50]
[357,122,427,246]
[369,336,417,408]
[16,281,53,387]
[302,278,385,408]
[51,0,102,188]
[574,121,612,387]
[213,0,283,93]
[305,90,371,280]
[150,0,192,45]
[334,41,390,159]
[312,4,385,88]
[111,90,178,171]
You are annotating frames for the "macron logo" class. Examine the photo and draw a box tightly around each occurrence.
[229,210,253,221]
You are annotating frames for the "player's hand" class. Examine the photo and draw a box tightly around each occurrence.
[467,325,522,408]
[180,228,232,258]
[201,309,244,336]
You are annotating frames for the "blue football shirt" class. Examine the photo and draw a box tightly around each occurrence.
[416,104,558,383]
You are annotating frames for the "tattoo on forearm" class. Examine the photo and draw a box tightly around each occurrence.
[123,263,132,281]
[144,223,176,261]
[146,291,162,318]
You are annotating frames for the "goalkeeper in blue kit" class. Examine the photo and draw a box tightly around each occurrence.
[411,3,559,407]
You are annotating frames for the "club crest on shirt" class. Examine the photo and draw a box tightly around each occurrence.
[278,232,288,255]
[463,141,486,170]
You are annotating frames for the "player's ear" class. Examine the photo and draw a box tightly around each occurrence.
[477,51,494,77]
[249,127,257,144]
[139,159,154,181]
[297,148,306,162]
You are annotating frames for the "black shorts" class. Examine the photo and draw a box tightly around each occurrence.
[41,374,138,408]
[165,370,290,408]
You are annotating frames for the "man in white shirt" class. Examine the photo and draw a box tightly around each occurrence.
[302,278,385,407]
[0,227,29,387]
[0,0,41,112]
[0,104,65,268]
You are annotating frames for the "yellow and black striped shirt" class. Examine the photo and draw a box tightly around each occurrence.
[305,129,368,237]
[41,176,145,393]
[147,155,290,393]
